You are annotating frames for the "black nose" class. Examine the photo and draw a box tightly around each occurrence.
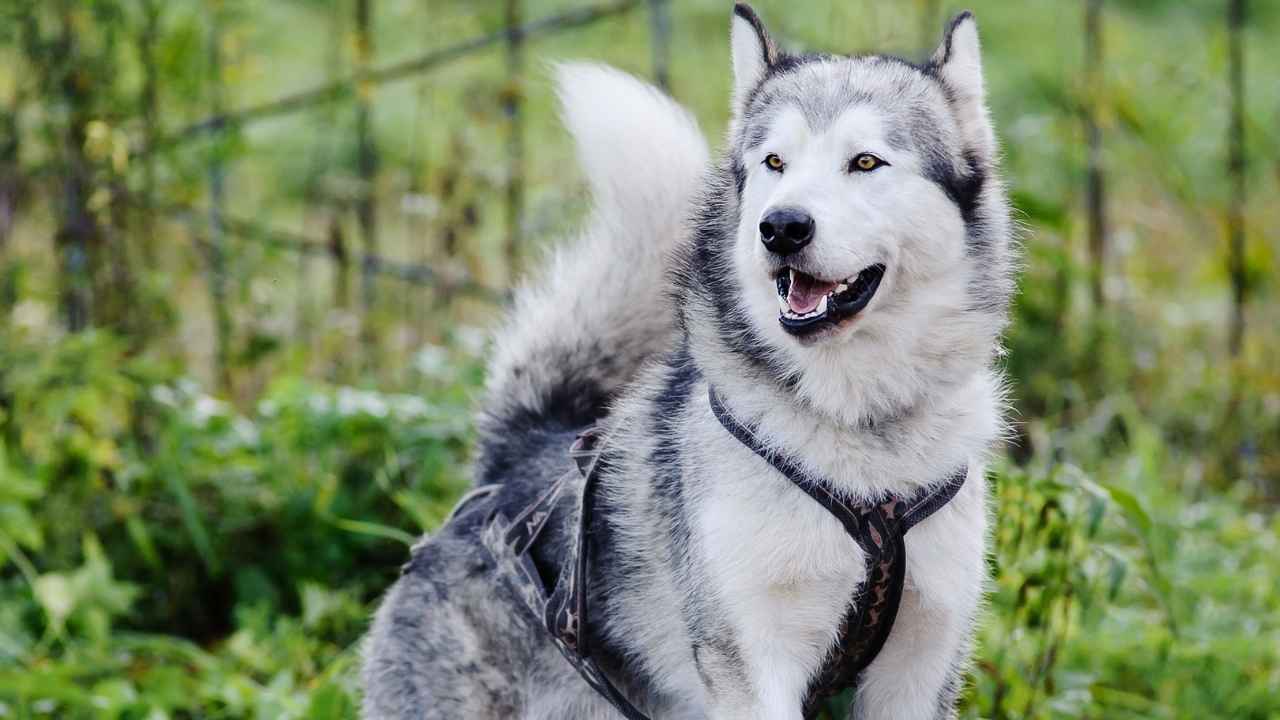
[759,208,815,256]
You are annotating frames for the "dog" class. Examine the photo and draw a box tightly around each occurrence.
[361,4,1014,719]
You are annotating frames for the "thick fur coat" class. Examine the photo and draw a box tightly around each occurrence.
[361,5,1015,719]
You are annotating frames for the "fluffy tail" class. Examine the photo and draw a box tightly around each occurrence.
[475,63,708,483]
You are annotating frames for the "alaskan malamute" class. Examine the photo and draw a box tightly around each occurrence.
[362,5,1015,719]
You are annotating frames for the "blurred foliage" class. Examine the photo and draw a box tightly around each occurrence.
[0,322,482,718]
[1,0,1278,718]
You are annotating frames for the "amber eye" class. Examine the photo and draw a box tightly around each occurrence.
[764,153,785,172]
[850,153,887,172]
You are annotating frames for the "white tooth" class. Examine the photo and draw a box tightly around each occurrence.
[834,283,849,294]
[816,295,828,315]
[778,294,790,314]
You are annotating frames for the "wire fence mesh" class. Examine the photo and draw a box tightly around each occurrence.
[58,0,675,389]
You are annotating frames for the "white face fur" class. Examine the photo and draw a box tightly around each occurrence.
[734,97,971,348]
[706,7,1011,425]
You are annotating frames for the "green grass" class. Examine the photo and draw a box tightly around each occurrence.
[1,0,1278,717]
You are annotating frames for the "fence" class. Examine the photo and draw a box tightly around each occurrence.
[2,0,1256,395]
[125,0,672,388]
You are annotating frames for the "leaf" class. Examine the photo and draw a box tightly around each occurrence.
[0,503,42,551]
[1100,548,1129,601]
[300,582,353,630]
[1100,483,1152,537]
[162,452,217,573]
[126,514,162,571]
[79,534,139,618]
[305,681,354,720]
[1085,494,1107,538]
[330,517,416,546]
[33,573,75,634]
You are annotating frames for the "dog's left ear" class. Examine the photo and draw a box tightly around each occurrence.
[730,3,777,112]
[930,12,995,156]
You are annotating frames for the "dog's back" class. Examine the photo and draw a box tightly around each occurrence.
[360,64,707,720]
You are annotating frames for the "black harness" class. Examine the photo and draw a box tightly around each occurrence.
[475,386,967,719]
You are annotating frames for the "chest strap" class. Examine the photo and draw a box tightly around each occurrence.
[483,391,967,720]
[707,387,967,718]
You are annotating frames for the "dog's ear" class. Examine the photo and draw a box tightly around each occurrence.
[930,12,995,155]
[731,3,777,111]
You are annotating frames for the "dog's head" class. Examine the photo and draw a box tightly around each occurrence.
[680,4,1014,423]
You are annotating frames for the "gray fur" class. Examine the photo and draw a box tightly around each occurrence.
[362,7,1015,719]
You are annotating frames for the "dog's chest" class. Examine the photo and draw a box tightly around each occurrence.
[698,467,863,591]
[686,425,867,666]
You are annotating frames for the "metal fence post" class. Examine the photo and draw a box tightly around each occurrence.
[356,0,380,319]
[207,0,233,392]
[1084,0,1107,309]
[649,0,670,91]
[138,0,161,269]
[504,0,526,283]
[1226,0,1247,356]
[54,6,94,332]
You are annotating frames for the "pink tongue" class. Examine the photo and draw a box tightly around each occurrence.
[787,273,838,314]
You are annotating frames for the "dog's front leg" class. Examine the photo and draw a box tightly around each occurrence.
[847,467,986,720]
[847,583,976,720]
[692,642,805,720]
[704,693,806,720]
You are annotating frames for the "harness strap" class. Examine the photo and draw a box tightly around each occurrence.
[485,390,966,720]
[707,387,966,717]
[487,429,651,720]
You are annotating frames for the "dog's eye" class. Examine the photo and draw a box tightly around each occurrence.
[850,153,887,173]
[764,153,785,172]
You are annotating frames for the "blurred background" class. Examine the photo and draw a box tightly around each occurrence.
[0,0,1276,717]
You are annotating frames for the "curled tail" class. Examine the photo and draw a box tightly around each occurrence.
[476,63,708,483]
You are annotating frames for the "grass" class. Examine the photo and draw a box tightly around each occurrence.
[1,0,1278,717]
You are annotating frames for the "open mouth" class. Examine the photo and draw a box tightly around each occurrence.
[774,263,886,337]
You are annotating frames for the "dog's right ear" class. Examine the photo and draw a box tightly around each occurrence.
[731,3,777,111]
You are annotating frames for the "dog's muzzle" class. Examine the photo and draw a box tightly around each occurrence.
[774,263,886,336]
